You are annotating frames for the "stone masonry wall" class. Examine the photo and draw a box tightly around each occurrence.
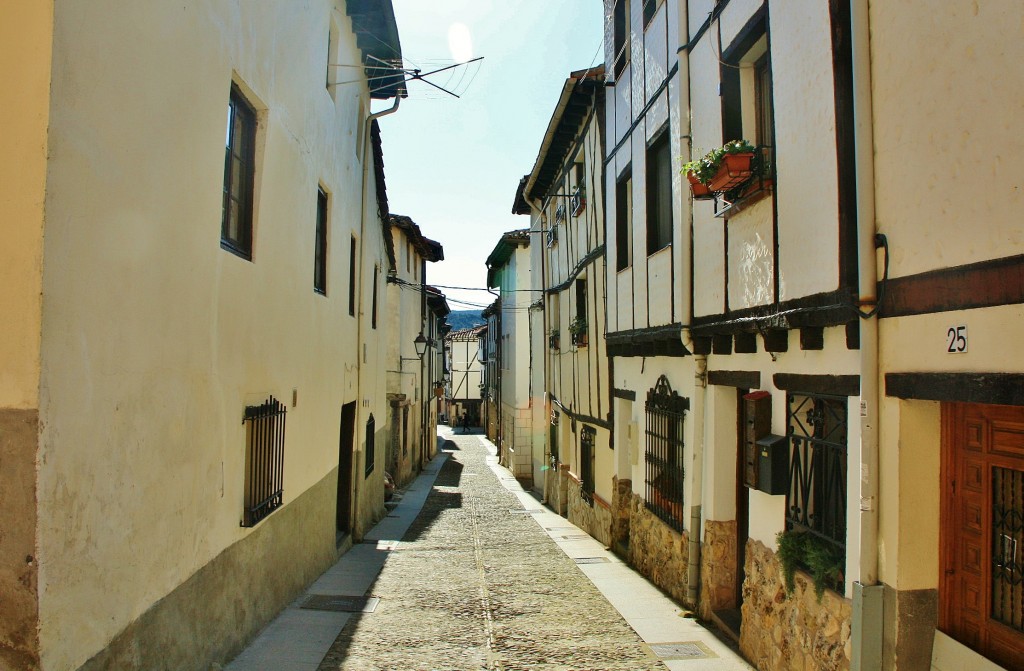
[740,540,852,671]
[609,477,631,558]
[699,519,738,620]
[624,490,690,604]
[566,476,613,547]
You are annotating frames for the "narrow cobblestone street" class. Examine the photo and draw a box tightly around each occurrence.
[316,430,668,671]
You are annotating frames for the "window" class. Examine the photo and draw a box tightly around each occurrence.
[222,85,257,259]
[753,53,774,149]
[581,426,596,503]
[613,0,630,79]
[573,279,588,347]
[645,376,688,531]
[241,396,286,527]
[371,264,379,329]
[348,236,357,317]
[314,188,328,294]
[721,20,773,158]
[365,414,376,477]
[785,393,848,585]
[615,170,632,271]
[646,131,672,254]
[642,0,663,28]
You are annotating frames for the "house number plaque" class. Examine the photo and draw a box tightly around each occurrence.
[946,325,968,353]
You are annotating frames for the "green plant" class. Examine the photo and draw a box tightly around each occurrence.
[776,529,845,601]
[568,316,587,335]
[682,140,758,186]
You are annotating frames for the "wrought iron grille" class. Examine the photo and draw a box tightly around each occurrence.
[645,376,688,532]
[992,465,1023,633]
[786,393,848,552]
[581,426,596,503]
[241,396,286,527]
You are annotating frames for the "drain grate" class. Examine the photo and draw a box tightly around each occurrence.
[648,642,715,660]
[301,595,380,613]
[573,556,611,564]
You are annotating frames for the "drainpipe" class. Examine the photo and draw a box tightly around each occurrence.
[849,0,884,668]
[676,1,706,608]
[353,95,401,537]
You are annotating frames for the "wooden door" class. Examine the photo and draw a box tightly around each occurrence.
[941,403,1024,671]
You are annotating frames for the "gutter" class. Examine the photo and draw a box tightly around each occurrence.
[849,0,884,666]
[354,95,400,538]
[675,0,706,609]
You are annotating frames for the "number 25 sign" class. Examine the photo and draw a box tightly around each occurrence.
[946,325,968,353]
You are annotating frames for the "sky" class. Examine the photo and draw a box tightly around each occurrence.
[376,1,605,313]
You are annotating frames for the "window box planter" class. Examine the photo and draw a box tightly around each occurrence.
[707,153,755,192]
[571,332,588,347]
[686,171,715,200]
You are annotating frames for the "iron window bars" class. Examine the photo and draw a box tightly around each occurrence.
[645,375,689,532]
[581,425,596,504]
[785,393,848,551]
[365,415,376,477]
[992,465,1023,633]
[241,396,286,527]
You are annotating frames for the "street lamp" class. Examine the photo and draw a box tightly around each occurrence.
[413,333,427,358]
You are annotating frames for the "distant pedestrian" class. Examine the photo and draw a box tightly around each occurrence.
[460,412,469,434]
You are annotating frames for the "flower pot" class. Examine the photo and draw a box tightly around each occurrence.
[708,153,754,192]
[687,171,714,200]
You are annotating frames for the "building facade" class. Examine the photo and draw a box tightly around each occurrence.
[0,1,406,669]
[445,326,486,430]
[516,68,612,541]
[484,230,534,482]
[385,215,445,487]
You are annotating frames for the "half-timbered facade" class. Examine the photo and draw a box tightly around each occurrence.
[484,230,534,482]
[516,67,612,541]
[445,326,486,430]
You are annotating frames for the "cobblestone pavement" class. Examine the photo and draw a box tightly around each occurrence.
[316,433,667,671]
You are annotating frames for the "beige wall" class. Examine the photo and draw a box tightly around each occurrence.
[0,0,52,410]
[32,2,387,668]
[871,0,1024,278]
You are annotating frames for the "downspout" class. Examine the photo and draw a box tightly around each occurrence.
[678,0,706,609]
[850,0,883,668]
[529,197,550,505]
[354,95,400,537]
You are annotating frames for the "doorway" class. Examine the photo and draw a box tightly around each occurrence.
[941,402,1024,670]
[336,402,356,541]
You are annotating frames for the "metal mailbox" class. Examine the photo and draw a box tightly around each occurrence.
[756,434,788,495]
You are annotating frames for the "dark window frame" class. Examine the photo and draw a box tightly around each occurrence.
[371,264,379,329]
[365,414,376,477]
[314,188,328,295]
[222,85,257,260]
[615,169,632,271]
[613,0,630,79]
[348,236,357,317]
[646,130,673,255]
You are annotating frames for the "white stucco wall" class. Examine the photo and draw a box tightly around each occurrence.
[34,2,388,667]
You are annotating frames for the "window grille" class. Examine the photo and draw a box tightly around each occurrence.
[645,376,688,531]
[785,393,848,551]
[581,426,596,503]
[241,396,286,527]
[992,466,1023,633]
[365,414,376,477]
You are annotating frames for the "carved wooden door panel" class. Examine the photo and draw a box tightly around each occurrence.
[942,403,1024,671]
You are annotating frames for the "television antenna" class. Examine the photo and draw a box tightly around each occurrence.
[330,55,485,99]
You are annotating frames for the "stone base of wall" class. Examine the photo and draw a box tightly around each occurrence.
[740,540,852,671]
[0,409,40,671]
[565,477,612,547]
[610,477,631,558]
[623,489,690,604]
[77,468,340,671]
[699,519,738,620]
